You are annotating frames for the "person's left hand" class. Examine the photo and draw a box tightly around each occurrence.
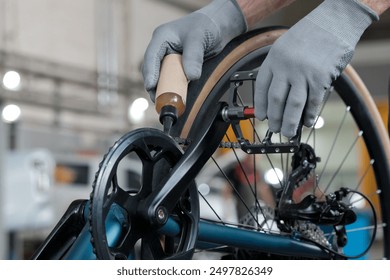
[254,0,378,138]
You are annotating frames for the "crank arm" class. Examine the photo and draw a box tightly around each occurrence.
[141,102,230,226]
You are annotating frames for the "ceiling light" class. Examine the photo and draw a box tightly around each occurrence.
[2,70,21,90]
[128,97,150,123]
[2,104,22,123]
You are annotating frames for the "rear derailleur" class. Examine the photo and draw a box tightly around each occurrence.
[276,143,356,249]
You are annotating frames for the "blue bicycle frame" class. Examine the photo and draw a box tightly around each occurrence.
[58,201,329,260]
[32,101,331,260]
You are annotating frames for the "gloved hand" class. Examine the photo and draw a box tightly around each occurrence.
[254,0,379,138]
[142,0,247,101]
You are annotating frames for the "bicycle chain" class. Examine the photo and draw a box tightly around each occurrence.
[173,137,242,149]
[174,137,303,151]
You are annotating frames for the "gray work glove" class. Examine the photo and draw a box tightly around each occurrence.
[142,0,247,101]
[255,0,379,138]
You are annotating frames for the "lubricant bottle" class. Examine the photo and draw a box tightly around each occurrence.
[155,54,188,134]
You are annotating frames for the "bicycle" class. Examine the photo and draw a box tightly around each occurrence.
[31,26,390,260]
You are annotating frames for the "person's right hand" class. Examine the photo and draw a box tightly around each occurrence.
[142,0,246,101]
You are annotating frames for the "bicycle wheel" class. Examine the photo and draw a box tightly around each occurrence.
[174,27,390,259]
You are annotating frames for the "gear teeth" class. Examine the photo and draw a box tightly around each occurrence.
[294,221,331,249]
[88,143,113,258]
[87,129,198,260]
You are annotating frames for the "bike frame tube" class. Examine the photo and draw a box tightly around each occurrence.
[63,204,126,260]
[159,217,331,259]
[62,210,330,260]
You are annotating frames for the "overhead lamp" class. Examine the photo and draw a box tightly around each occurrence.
[2,70,21,91]
[128,97,150,123]
[2,104,22,123]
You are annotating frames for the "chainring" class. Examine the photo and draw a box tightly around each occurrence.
[89,128,199,259]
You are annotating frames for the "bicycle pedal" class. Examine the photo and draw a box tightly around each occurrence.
[240,139,300,154]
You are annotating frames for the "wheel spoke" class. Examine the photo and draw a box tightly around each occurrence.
[211,156,262,228]
[354,159,375,192]
[323,130,363,194]
[317,106,350,184]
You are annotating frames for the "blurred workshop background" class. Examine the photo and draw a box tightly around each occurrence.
[0,0,389,259]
